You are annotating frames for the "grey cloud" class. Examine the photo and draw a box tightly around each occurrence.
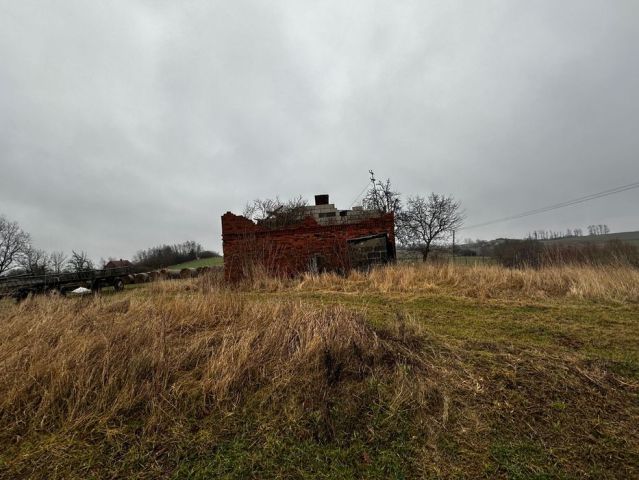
[1,0,637,259]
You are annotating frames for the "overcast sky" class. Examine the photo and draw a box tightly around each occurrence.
[1,0,638,259]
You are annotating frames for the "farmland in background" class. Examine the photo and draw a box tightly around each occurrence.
[541,230,639,247]
[166,256,224,270]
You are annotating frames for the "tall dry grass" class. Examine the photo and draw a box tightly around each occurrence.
[0,283,430,445]
[293,262,639,302]
[1,264,638,478]
[4,262,631,439]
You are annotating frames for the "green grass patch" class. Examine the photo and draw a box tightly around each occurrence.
[488,441,568,479]
[167,257,223,270]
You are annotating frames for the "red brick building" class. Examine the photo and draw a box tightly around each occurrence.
[104,259,133,269]
[222,195,395,281]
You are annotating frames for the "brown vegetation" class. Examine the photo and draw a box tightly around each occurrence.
[0,263,637,478]
[288,262,639,303]
[0,295,413,432]
[0,284,434,477]
[493,238,639,268]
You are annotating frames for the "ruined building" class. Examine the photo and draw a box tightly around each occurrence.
[221,194,395,281]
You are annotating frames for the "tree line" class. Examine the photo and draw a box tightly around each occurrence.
[527,224,610,240]
[1,214,220,276]
[133,242,220,269]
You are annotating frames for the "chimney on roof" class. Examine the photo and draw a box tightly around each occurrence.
[315,194,329,205]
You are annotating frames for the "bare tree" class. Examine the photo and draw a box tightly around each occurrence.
[50,251,67,274]
[133,241,208,269]
[397,194,464,261]
[243,197,279,220]
[0,215,31,275]
[18,246,50,275]
[587,224,610,236]
[243,195,309,227]
[67,250,94,272]
[362,170,402,214]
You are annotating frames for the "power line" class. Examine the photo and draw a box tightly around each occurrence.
[349,182,370,208]
[461,180,639,231]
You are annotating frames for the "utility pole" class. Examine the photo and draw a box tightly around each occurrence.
[452,230,455,263]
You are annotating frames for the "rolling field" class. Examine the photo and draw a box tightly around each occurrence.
[166,256,224,270]
[0,264,638,479]
[542,230,639,248]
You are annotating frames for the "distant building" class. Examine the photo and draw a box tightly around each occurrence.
[104,259,133,269]
[222,194,395,281]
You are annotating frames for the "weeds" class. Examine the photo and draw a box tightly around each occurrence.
[0,263,637,478]
[295,262,639,302]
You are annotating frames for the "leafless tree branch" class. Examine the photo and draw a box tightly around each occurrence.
[0,215,31,275]
[18,246,50,275]
[243,195,309,227]
[67,250,94,272]
[363,170,402,214]
[50,251,67,274]
[397,194,464,261]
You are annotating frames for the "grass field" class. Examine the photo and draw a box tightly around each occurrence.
[1,263,638,479]
[166,256,223,270]
[449,255,495,265]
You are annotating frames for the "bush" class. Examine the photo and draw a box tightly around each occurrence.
[493,239,544,268]
[133,241,207,269]
[542,240,639,267]
[493,239,639,268]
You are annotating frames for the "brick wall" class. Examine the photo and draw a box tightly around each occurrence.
[221,212,395,281]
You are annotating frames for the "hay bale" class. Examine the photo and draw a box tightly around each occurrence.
[179,268,199,279]
[148,271,161,282]
[124,274,136,285]
[134,273,149,284]
[166,269,181,280]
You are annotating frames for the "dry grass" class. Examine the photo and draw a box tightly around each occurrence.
[0,263,638,478]
[0,282,440,478]
[294,262,639,302]
[0,293,425,429]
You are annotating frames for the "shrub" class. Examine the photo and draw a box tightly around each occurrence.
[493,239,639,268]
[493,239,544,268]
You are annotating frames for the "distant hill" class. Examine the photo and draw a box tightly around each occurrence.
[166,257,223,270]
[540,230,639,248]
[458,231,639,256]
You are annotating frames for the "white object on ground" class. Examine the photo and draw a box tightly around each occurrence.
[72,287,92,295]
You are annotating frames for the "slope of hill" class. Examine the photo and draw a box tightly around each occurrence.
[540,230,639,247]
[166,256,223,270]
